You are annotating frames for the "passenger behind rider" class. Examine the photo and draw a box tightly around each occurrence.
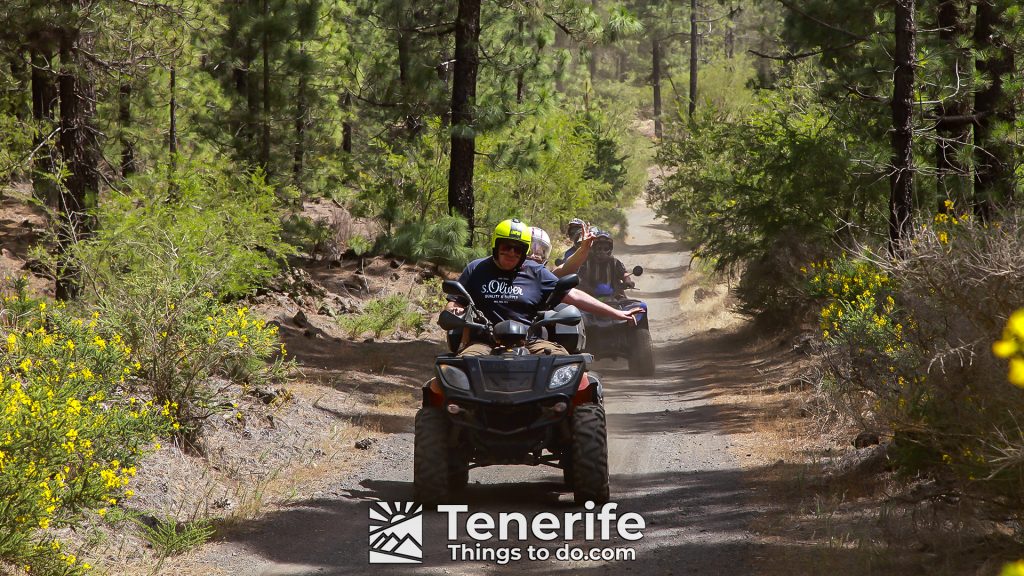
[555,218,588,267]
[443,219,640,356]
[578,230,634,299]
[529,226,593,278]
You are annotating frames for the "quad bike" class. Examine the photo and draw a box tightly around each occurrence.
[416,275,609,506]
[581,265,655,377]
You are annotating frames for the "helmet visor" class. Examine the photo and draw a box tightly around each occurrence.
[529,238,552,263]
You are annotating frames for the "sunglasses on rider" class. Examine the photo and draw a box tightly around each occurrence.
[497,240,527,255]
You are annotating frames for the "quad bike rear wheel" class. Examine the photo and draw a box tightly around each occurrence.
[571,404,609,504]
[414,407,450,505]
[448,458,469,490]
[629,328,655,377]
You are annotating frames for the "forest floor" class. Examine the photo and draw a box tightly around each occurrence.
[0,188,1014,575]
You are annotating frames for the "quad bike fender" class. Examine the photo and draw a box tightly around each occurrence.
[572,373,603,406]
[422,377,446,408]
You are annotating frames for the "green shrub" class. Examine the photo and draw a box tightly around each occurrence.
[652,68,888,317]
[383,215,474,268]
[339,294,425,339]
[67,162,295,437]
[135,515,215,558]
[0,278,173,575]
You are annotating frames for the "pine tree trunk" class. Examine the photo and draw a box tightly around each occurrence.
[689,0,698,118]
[169,66,177,159]
[516,18,525,104]
[260,0,271,172]
[56,15,100,299]
[294,52,307,189]
[888,0,915,258]
[652,39,662,138]
[31,47,57,206]
[972,0,1015,220]
[119,83,135,177]
[447,0,481,242]
[342,91,353,154]
[933,0,969,212]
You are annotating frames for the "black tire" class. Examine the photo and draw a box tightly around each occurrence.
[561,452,574,488]
[414,407,450,505]
[448,459,469,491]
[571,404,609,504]
[629,328,655,377]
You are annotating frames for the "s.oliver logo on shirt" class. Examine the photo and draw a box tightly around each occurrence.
[481,280,524,297]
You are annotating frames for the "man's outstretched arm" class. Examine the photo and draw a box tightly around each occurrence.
[562,288,642,325]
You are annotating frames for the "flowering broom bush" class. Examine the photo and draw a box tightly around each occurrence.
[1,278,174,575]
[807,213,1024,497]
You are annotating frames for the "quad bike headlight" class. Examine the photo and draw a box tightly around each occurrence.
[438,364,471,391]
[548,363,581,389]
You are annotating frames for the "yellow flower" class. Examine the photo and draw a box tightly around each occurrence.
[1001,560,1024,576]
[994,339,1019,359]
[1007,310,1024,340]
[1009,358,1024,388]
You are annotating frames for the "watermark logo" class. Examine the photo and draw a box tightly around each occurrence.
[369,502,423,564]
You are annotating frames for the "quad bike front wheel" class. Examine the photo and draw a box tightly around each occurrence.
[414,407,450,505]
[629,328,655,377]
[571,404,609,504]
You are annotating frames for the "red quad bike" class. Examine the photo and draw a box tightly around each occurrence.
[416,275,609,506]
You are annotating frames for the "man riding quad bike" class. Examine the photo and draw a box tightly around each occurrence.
[418,219,618,506]
[577,230,655,377]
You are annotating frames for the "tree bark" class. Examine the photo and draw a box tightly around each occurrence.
[56,13,100,299]
[169,66,177,158]
[447,0,481,242]
[588,0,599,82]
[294,47,307,188]
[342,91,353,154]
[119,83,135,177]
[689,0,698,117]
[30,47,57,206]
[888,0,915,258]
[972,0,1015,220]
[516,18,525,104]
[652,38,662,138]
[260,0,271,171]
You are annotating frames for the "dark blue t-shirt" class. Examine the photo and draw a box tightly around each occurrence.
[555,243,580,266]
[450,257,561,325]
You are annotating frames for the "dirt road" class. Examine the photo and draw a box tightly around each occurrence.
[192,201,760,575]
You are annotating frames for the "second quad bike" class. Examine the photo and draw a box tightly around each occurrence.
[581,265,655,377]
[416,275,610,506]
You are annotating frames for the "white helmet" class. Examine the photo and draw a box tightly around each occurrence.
[528,227,552,264]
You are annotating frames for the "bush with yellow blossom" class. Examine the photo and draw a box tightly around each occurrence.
[1,278,174,574]
[992,309,1024,387]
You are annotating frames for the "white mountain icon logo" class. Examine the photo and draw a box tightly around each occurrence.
[369,501,423,564]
